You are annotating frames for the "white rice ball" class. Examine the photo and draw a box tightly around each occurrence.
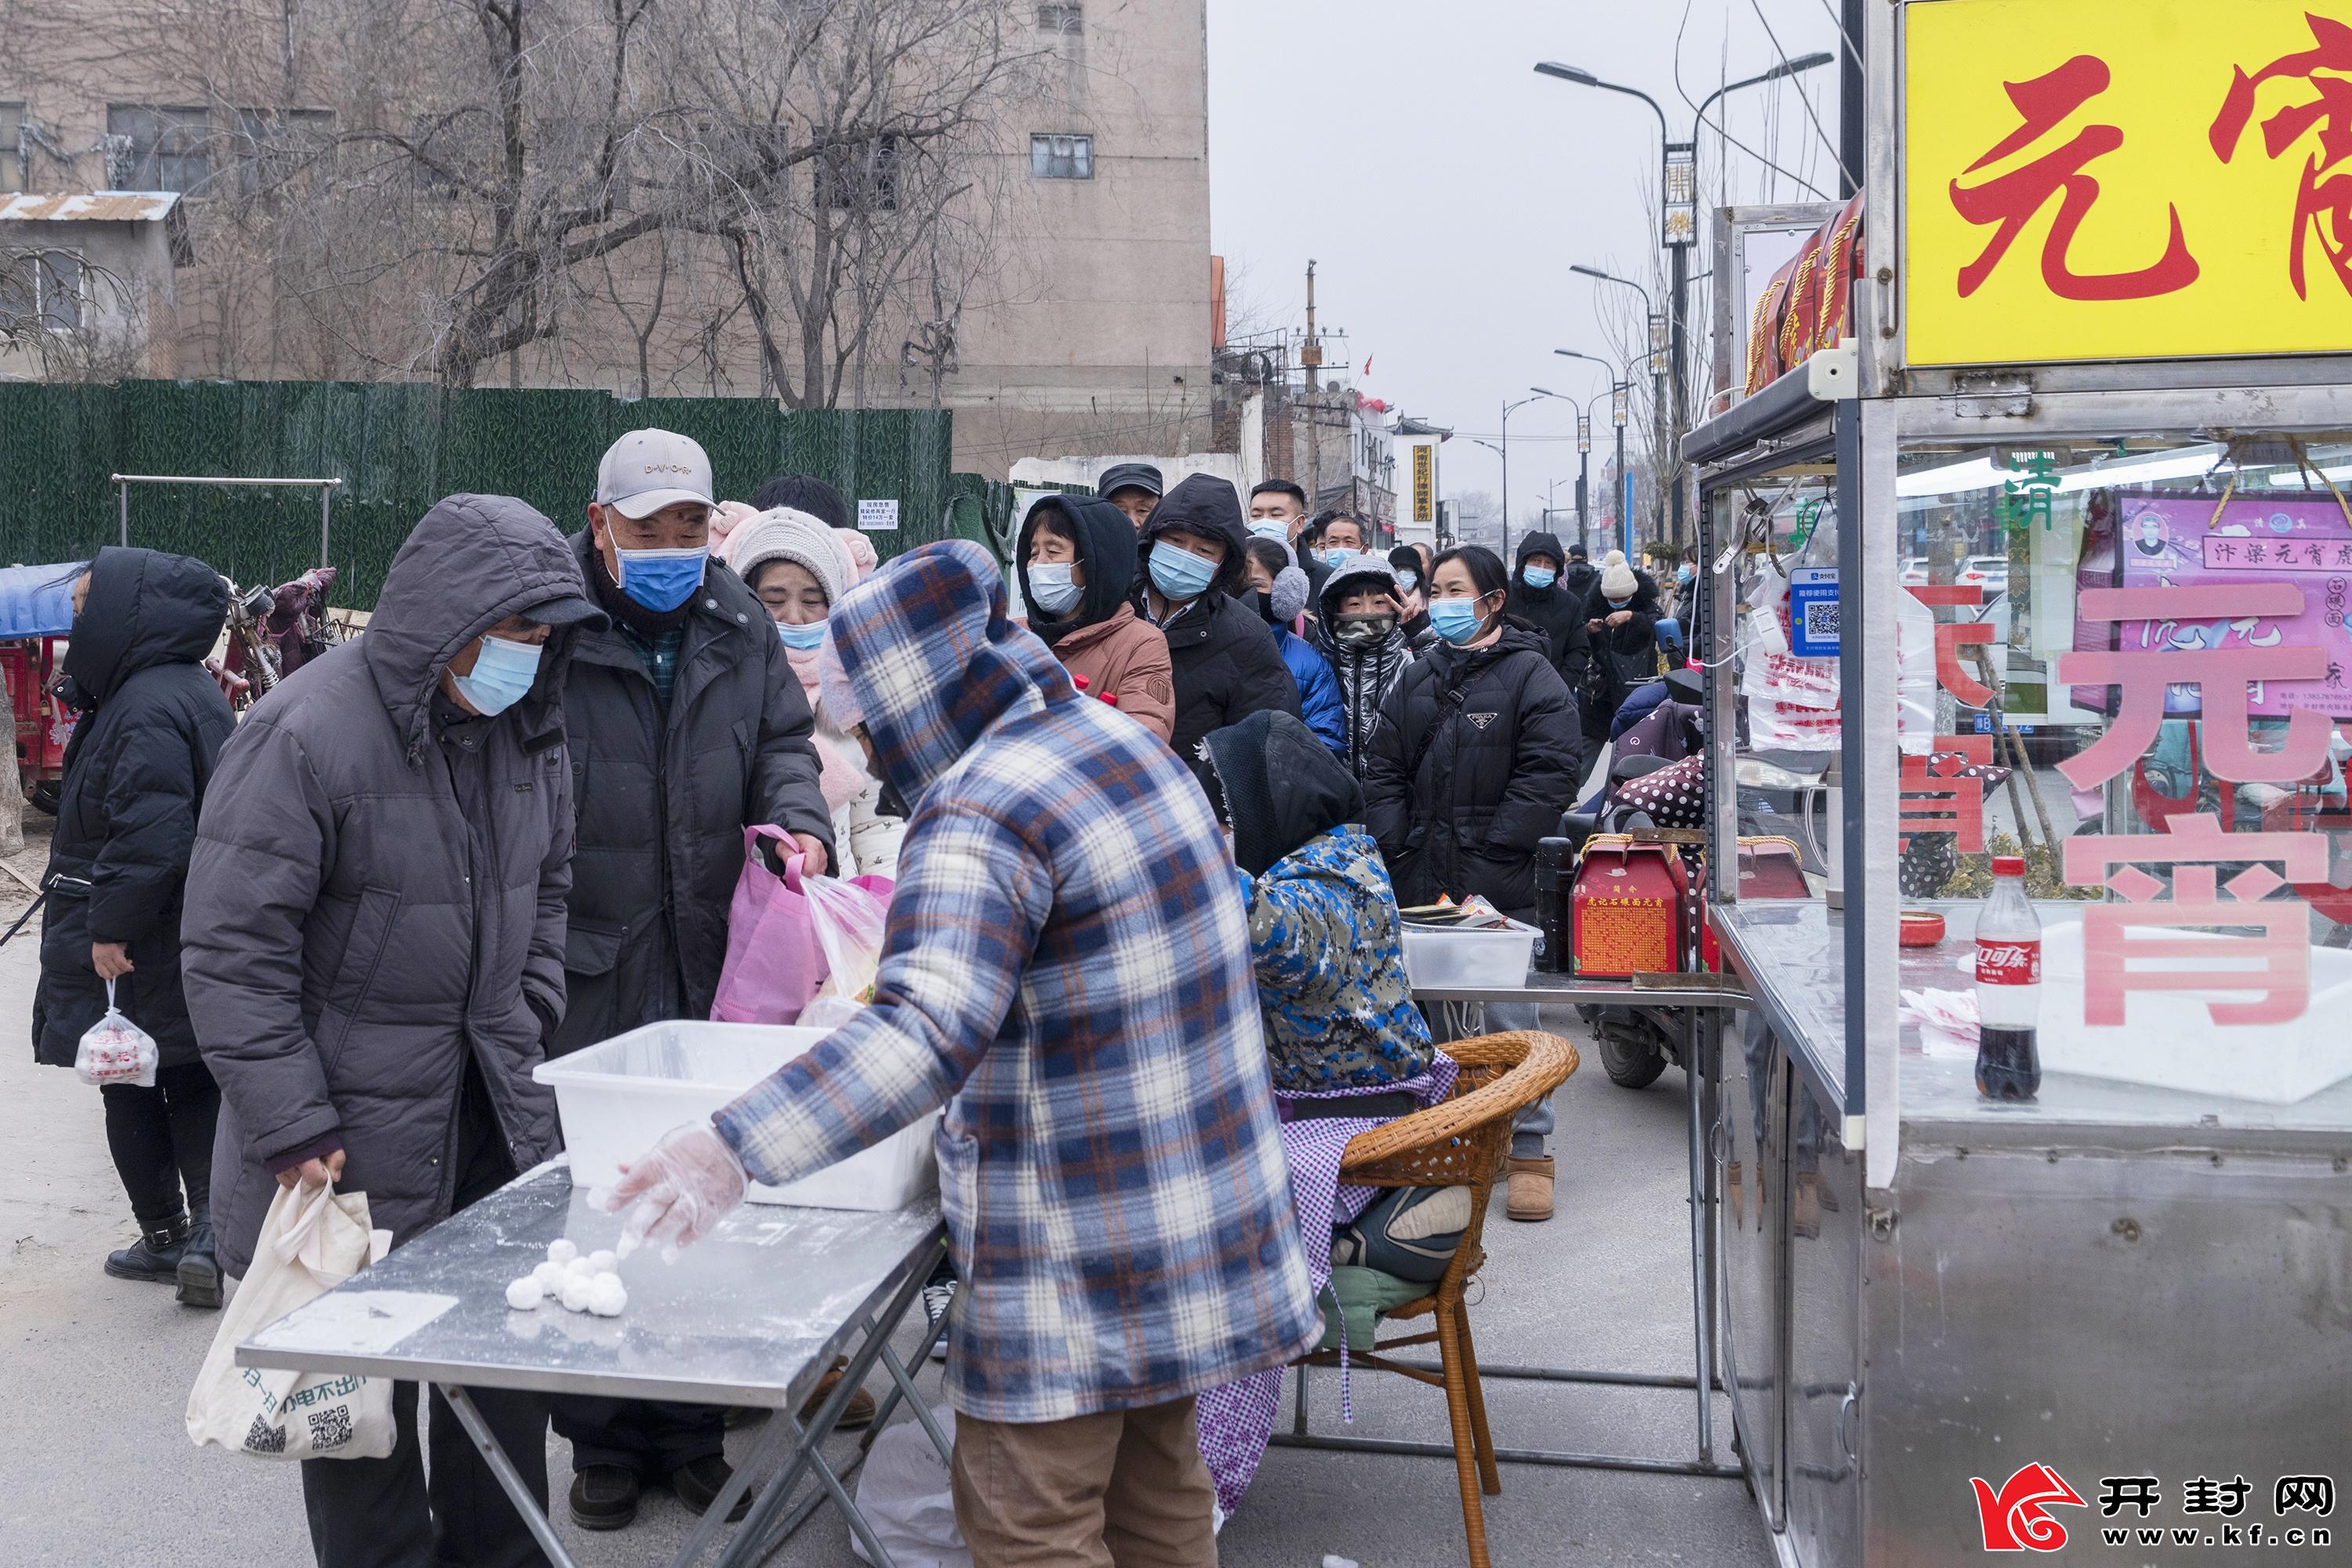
[531,1261,565,1293]
[586,1275,628,1317]
[560,1273,595,1313]
[546,1238,579,1266]
[505,1276,544,1312]
[587,1250,619,1276]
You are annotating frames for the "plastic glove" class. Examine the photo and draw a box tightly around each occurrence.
[601,1122,750,1261]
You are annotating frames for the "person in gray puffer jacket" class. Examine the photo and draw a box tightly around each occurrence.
[181,494,602,1568]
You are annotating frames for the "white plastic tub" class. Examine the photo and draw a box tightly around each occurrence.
[1401,918,1541,990]
[534,1020,938,1211]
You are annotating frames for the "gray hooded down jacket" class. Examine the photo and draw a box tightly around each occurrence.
[182,496,596,1276]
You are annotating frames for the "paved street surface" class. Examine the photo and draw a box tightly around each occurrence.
[0,815,1770,1568]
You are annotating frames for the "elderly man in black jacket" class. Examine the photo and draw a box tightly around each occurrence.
[549,428,834,1531]
[185,495,603,1568]
[1138,473,1301,804]
[33,549,234,1305]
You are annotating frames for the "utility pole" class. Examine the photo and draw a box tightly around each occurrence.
[1301,260,1323,511]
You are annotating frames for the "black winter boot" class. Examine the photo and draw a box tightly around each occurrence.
[176,1203,222,1309]
[105,1214,190,1284]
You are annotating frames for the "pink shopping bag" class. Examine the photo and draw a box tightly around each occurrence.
[710,826,826,1024]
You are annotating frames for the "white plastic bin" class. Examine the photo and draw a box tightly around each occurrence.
[533,1019,938,1211]
[1401,918,1541,990]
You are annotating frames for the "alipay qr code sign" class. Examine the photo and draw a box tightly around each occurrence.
[1789,568,1838,658]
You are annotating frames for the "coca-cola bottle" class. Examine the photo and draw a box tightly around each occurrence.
[1973,855,2042,1102]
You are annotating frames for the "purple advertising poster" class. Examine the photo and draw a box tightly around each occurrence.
[2100,490,2352,720]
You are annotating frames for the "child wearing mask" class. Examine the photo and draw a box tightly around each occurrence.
[1242,536,1346,756]
[730,508,906,877]
[1387,545,1438,651]
[1317,557,1416,779]
[1016,495,1175,742]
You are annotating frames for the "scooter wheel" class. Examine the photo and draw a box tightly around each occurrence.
[1599,1026,1668,1090]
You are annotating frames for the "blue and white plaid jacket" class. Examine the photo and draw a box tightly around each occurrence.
[713,541,1318,1423]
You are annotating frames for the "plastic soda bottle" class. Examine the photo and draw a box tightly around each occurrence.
[1973,855,2042,1102]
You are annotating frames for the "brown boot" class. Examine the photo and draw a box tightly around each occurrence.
[797,1358,877,1431]
[1505,1156,1555,1222]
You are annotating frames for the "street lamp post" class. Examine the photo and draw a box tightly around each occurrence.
[1554,349,1638,557]
[1497,392,1547,561]
[1570,262,1671,542]
[1537,51,1835,550]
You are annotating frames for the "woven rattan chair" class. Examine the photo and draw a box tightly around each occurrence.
[1293,1029,1579,1568]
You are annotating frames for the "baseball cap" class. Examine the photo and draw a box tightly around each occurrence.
[595,428,715,519]
[1098,461,1164,499]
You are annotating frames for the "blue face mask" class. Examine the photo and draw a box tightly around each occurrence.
[1247,519,1291,542]
[1428,597,1489,645]
[1323,547,1358,569]
[1606,597,1632,610]
[1522,565,1557,590]
[1677,565,1695,586]
[1026,562,1084,616]
[1149,540,1219,603]
[450,633,543,717]
[775,619,826,651]
[1397,571,1419,593]
[613,546,706,612]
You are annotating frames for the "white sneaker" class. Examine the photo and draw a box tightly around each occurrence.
[921,1278,956,1361]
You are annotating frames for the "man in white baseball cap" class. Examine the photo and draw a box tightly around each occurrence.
[551,428,834,1529]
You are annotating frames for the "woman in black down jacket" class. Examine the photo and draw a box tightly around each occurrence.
[32,548,234,1305]
[1362,543,1585,1222]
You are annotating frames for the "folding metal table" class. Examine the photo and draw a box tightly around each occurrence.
[239,1161,950,1568]
[1273,969,1751,1482]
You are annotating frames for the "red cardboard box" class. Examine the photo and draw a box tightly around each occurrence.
[1572,837,1690,978]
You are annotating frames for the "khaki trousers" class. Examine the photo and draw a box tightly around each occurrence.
[951,1395,1218,1568]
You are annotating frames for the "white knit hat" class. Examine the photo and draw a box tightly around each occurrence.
[1601,561,1639,600]
[728,507,848,604]
[1602,549,1628,568]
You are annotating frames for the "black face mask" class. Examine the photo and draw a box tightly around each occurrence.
[877,777,913,822]
[1255,589,1276,624]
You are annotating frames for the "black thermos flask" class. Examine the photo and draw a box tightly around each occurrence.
[1534,837,1573,974]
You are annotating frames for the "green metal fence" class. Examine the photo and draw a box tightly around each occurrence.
[0,379,957,608]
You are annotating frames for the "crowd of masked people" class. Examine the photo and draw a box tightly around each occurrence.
[25,434,1665,1567]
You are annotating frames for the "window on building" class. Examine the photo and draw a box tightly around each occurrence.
[107,104,210,192]
[233,108,335,198]
[0,103,23,193]
[1029,133,1092,180]
[1038,3,1082,31]
[815,134,899,212]
[0,249,85,331]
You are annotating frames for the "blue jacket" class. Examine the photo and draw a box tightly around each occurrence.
[1274,623,1348,756]
[715,541,1317,1423]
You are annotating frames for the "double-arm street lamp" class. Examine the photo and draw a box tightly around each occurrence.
[1537,50,1835,548]
[1530,384,1599,545]
[1553,349,1639,557]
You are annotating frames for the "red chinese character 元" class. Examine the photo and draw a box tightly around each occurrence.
[2063,813,2323,1025]
[1951,54,2201,300]
[2056,582,2332,789]
[2210,13,2352,299]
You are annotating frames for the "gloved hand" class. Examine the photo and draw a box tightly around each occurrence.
[600,1122,750,1260]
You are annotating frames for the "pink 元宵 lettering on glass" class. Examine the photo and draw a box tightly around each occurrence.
[2061,813,2325,1026]
[2056,582,2334,790]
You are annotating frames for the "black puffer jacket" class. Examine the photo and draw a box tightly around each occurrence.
[1142,474,1300,797]
[1583,574,1664,731]
[550,531,833,1052]
[183,495,597,1277]
[33,549,233,1071]
[1316,559,1414,780]
[1362,623,1586,921]
[1504,531,1593,694]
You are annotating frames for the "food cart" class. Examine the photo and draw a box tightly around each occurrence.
[1690,2,2352,1562]
[0,561,84,814]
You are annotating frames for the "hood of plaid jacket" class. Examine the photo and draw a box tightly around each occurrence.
[830,539,1078,808]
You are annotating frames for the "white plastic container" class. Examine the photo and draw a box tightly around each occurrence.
[534,1020,938,1210]
[1401,918,1541,990]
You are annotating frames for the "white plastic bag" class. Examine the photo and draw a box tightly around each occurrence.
[186,1180,395,1461]
[75,978,157,1087]
[851,1405,969,1568]
[804,874,889,1004]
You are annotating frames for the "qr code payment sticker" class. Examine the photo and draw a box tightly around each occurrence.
[307,1405,354,1451]
[1803,599,1839,641]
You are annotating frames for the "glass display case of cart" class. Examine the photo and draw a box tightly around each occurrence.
[1889,434,2352,1132]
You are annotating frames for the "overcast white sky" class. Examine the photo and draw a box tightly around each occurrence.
[1204,0,1846,533]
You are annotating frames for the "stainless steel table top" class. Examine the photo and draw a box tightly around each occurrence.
[1414,968,1753,1009]
[238,1162,945,1408]
[1712,898,2352,1143]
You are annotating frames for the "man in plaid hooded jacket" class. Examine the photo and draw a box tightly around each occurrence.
[619,539,1316,1563]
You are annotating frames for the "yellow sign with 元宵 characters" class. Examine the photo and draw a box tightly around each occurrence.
[1904,0,2352,366]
